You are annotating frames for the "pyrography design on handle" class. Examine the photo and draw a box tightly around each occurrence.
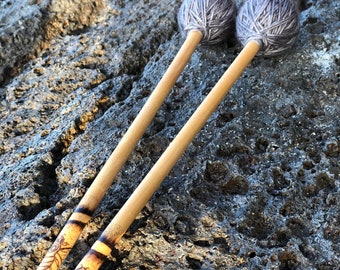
[75,266,90,270]
[39,236,71,270]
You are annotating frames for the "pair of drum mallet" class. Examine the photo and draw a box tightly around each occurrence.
[38,0,300,269]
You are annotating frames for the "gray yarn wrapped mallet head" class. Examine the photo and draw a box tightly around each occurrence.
[237,0,300,56]
[178,0,237,46]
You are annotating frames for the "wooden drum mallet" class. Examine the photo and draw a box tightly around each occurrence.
[75,0,299,269]
[37,0,236,269]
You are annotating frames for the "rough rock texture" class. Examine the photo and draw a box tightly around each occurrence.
[0,0,339,269]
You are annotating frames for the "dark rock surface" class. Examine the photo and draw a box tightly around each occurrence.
[0,0,339,269]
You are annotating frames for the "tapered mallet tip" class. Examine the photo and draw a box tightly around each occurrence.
[178,0,237,45]
[237,0,300,56]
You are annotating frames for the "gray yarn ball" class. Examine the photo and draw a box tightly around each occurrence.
[178,0,236,45]
[236,0,300,56]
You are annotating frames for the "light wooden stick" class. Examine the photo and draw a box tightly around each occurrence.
[75,40,260,270]
[37,30,202,270]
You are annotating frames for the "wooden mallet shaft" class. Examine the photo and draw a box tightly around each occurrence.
[37,30,202,270]
[75,40,260,270]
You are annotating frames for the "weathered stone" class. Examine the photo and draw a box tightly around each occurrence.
[221,175,249,195]
[0,0,339,269]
